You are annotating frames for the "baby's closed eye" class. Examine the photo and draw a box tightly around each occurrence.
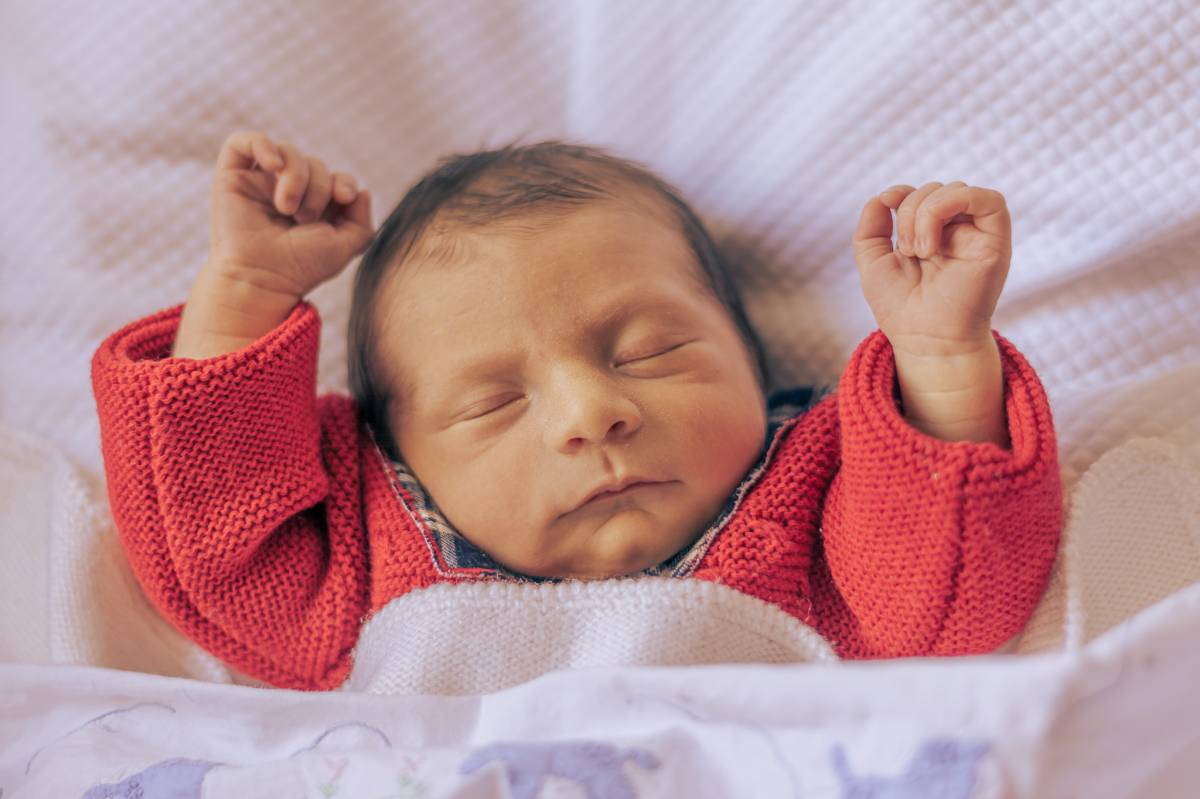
[614,339,700,376]
[614,340,693,366]
[456,392,526,421]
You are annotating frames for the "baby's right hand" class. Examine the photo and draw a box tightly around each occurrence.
[206,131,374,299]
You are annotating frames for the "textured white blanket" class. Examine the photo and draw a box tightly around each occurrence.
[3,578,1199,797]
[2,0,1199,794]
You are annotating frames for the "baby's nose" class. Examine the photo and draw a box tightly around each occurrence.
[546,370,643,452]
[557,399,642,452]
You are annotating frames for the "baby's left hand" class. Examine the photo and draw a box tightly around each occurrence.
[852,182,1012,357]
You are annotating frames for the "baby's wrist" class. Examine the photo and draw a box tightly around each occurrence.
[892,337,1010,446]
[170,264,301,359]
[203,258,307,302]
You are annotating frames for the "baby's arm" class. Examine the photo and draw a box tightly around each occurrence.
[807,328,1062,658]
[91,132,376,689]
[93,299,367,689]
[806,183,1062,657]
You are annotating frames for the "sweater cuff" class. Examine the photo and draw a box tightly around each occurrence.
[93,299,318,375]
[837,329,1057,484]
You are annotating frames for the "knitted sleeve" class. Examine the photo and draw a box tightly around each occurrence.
[810,329,1063,658]
[90,300,369,690]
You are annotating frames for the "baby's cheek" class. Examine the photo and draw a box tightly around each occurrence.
[690,389,764,481]
[456,449,547,558]
[431,455,506,532]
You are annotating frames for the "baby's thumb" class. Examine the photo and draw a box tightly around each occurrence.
[335,190,375,256]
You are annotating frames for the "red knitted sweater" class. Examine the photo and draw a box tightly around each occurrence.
[91,301,1063,691]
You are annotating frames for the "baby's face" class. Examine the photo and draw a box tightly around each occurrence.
[378,198,767,579]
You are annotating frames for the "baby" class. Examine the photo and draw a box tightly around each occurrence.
[92,131,1063,690]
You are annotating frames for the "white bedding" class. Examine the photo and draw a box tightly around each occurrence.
[3,580,1199,798]
[2,0,1199,795]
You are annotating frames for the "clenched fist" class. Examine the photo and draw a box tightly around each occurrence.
[852,181,1012,358]
[207,130,375,299]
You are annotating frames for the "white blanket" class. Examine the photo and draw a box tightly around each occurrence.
[3,579,1199,797]
[2,0,1199,795]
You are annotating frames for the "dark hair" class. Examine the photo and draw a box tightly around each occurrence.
[347,140,770,463]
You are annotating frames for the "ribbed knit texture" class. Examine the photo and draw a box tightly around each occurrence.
[91,301,1063,690]
[344,578,839,695]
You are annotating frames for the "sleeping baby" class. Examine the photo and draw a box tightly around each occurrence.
[91,130,1063,690]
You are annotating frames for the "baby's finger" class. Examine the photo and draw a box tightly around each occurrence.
[919,185,1011,249]
[332,172,359,204]
[851,196,898,276]
[294,157,334,225]
[332,189,375,258]
[914,181,967,258]
[877,184,916,209]
[216,130,284,173]
[274,142,311,217]
[895,182,943,256]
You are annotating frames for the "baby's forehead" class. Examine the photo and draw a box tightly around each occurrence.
[395,195,704,302]
[374,204,718,372]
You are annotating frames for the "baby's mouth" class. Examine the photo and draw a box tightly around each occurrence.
[569,477,671,514]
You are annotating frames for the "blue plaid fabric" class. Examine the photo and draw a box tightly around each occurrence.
[385,384,834,583]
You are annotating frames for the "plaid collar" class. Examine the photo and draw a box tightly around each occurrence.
[380,384,832,583]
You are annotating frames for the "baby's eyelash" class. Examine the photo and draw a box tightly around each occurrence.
[462,394,522,420]
[616,341,689,366]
